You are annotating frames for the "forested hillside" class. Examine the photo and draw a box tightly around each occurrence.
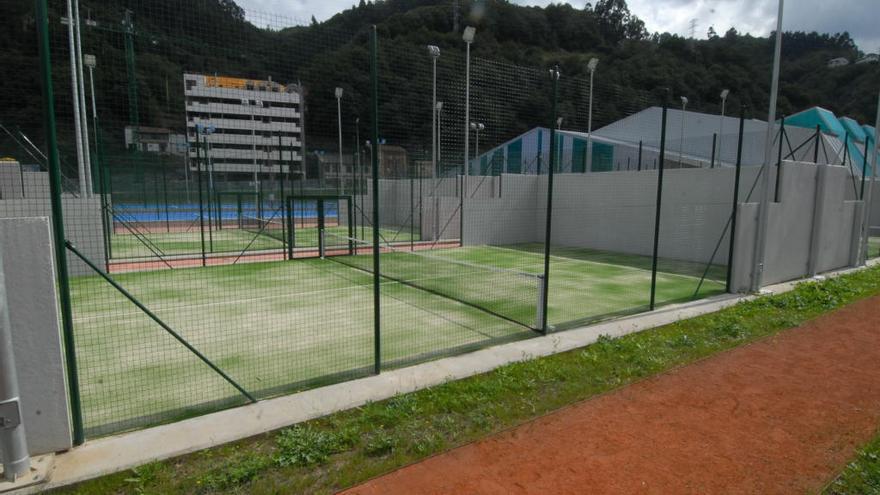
[1,0,877,159]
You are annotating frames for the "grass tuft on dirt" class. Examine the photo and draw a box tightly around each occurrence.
[824,430,880,494]
[54,264,880,495]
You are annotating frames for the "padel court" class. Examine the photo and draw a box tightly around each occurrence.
[70,231,725,434]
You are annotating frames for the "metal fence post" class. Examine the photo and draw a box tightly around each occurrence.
[279,133,287,258]
[861,138,870,200]
[370,26,381,374]
[540,66,560,333]
[649,91,669,311]
[726,106,746,292]
[36,0,84,446]
[637,140,643,171]
[195,135,207,267]
[710,133,717,169]
[774,116,785,202]
[162,163,170,232]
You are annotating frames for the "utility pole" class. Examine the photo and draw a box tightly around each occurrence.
[751,0,785,292]
[65,0,87,196]
[73,0,92,196]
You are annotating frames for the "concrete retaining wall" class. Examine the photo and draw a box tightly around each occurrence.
[464,168,765,266]
[464,175,539,246]
[0,217,71,456]
[461,162,862,292]
[730,162,863,291]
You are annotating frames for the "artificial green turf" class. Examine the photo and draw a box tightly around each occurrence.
[71,244,724,435]
[869,236,880,259]
[53,263,880,495]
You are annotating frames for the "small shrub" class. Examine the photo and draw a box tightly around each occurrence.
[365,432,396,457]
[198,455,271,491]
[274,426,345,467]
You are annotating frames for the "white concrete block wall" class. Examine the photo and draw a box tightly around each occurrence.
[0,197,106,276]
[815,166,860,273]
[518,168,761,265]
[734,162,864,290]
[763,163,818,283]
[464,175,539,246]
[0,217,71,455]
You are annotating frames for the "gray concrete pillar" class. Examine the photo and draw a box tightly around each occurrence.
[807,164,829,277]
[0,244,30,481]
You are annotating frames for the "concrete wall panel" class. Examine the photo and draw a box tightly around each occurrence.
[0,217,72,455]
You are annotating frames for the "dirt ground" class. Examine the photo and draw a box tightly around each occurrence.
[343,294,880,494]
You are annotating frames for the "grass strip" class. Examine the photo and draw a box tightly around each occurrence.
[55,264,880,495]
[824,429,880,494]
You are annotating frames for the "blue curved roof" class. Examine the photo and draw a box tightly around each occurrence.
[839,117,867,142]
[864,125,876,145]
[785,107,848,138]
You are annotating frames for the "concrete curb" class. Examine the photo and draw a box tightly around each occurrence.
[21,258,880,493]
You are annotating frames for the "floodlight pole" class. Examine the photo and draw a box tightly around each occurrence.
[73,0,92,196]
[65,0,87,197]
[250,100,258,194]
[470,122,484,168]
[586,58,598,172]
[436,102,443,172]
[336,87,344,194]
[718,89,729,163]
[751,0,784,292]
[85,56,99,176]
[679,96,688,167]
[428,46,440,183]
[85,54,110,270]
[463,27,475,179]
[356,117,361,193]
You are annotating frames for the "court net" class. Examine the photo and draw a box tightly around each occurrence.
[323,232,544,330]
[241,214,286,242]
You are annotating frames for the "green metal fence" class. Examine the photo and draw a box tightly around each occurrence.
[11,0,855,443]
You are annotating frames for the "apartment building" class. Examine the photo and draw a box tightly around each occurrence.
[183,73,304,182]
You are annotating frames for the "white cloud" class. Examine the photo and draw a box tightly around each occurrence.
[235,0,880,53]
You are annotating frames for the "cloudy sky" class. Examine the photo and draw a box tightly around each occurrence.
[238,0,879,53]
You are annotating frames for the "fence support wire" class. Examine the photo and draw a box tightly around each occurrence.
[65,241,257,403]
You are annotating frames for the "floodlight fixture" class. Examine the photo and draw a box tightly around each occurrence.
[462,26,476,43]
[436,101,443,112]
[427,45,440,58]
[720,89,730,100]
[84,53,96,68]
[680,96,689,107]
[587,57,599,72]
[335,87,343,99]
[557,117,564,128]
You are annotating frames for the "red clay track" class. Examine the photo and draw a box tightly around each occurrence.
[344,294,880,494]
